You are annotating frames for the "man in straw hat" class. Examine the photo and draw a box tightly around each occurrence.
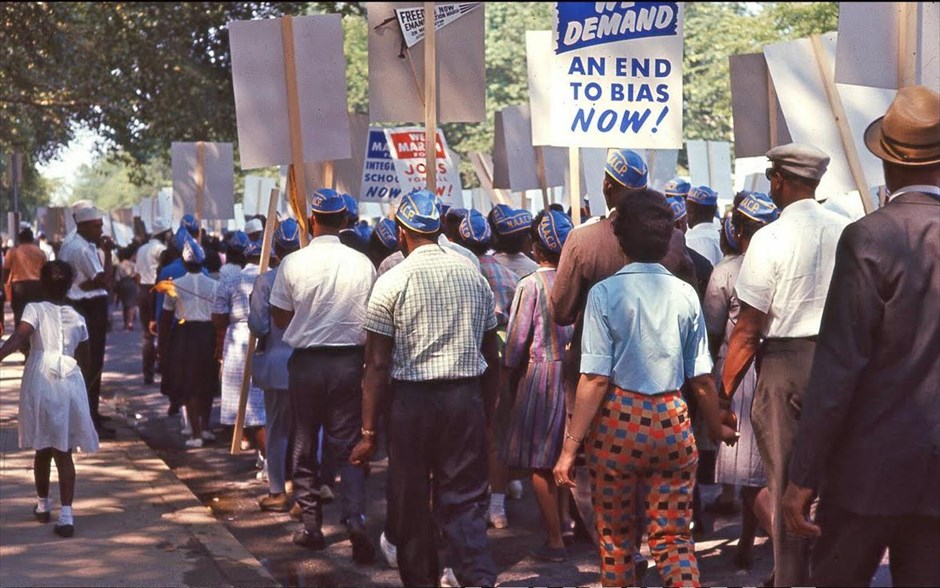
[722,140,851,585]
[781,85,940,585]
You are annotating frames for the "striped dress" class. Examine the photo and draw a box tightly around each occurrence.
[500,267,574,469]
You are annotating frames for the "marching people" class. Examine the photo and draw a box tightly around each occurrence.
[367,217,400,269]
[350,189,500,587]
[377,197,480,276]
[0,260,100,538]
[3,228,48,330]
[115,246,139,331]
[553,189,738,586]
[339,194,370,255]
[501,210,575,562]
[684,185,723,267]
[722,142,851,586]
[488,204,539,278]
[782,85,940,586]
[703,192,779,570]
[248,219,302,513]
[269,188,376,563]
[58,205,116,440]
[134,219,169,385]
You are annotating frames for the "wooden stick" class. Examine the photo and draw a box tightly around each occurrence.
[534,146,551,210]
[405,48,426,108]
[810,34,872,214]
[469,152,505,206]
[568,147,581,225]
[897,2,917,88]
[767,65,779,149]
[196,141,205,242]
[231,187,280,455]
[424,2,437,194]
[281,16,310,246]
[323,161,335,190]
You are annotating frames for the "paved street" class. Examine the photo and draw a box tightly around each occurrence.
[3,306,888,587]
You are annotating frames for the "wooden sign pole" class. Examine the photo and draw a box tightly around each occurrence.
[281,16,310,246]
[424,2,438,194]
[810,34,873,214]
[196,141,206,242]
[897,2,917,88]
[767,68,780,149]
[323,161,336,190]
[231,187,280,455]
[568,147,582,225]
[534,146,551,210]
[469,152,507,207]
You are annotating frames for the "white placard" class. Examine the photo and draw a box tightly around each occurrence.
[526,31,556,147]
[395,3,482,48]
[171,142,235,221]
[492,105,567,191]
[685,141,733,199]
[229,15,351,169]
[549,2,684,148]
[243,175,276,217]
[635,148,680,192]
[384,127,463,205]
[157,188,173,229]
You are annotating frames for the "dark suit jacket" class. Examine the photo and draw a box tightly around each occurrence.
[789,191,940,517]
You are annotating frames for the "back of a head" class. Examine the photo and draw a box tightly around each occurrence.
[40,260,73,300]
[18,228,34,244]
[613,190,673,263]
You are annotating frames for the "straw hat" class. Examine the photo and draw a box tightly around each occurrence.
[864,85,940,166]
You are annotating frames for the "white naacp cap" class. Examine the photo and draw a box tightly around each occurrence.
[245,218,263,234]
[74,205,103,223]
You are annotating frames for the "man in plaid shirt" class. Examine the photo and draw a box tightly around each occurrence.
[350,189,501,587]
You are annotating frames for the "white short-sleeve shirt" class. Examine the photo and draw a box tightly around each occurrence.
[59,234,107,300]
[686,222,723,267]
[162,272,217,322]
[735,198,850,338]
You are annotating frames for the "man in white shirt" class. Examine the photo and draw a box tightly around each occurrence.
[722,143,850,586]
[684,185,723,267]
[58,205,116,439]
[135,218,170,385]
[270,188,377,564]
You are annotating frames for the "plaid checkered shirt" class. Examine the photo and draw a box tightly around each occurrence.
[365,243,498,382]
[478,255,519,328]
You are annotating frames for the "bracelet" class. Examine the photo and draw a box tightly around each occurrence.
[360,428,376,438]
[564,432,583,444]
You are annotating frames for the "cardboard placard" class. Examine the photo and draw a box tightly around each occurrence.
[385,126,462,204]
[157,188,173,229]
[686,141,733,200]
[635,148,679,192]
[729,52,792,158]
[229,15,351,169]
[227,203,247,233]
[110,208,135,246]
[526,30,556,147]
[243,175,277,217]
[171,142,235,221]
[367,2,485,123]
[835,2,939,91]
[395,3,482,48]
[305,113,371,199]
[548,2,684,148]
[764,33,895,197]
[492,105,567,190]
[360,128,405,203]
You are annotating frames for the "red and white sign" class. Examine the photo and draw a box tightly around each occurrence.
[384,127,462,205]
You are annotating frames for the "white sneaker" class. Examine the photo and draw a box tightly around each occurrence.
[487,505,508,529]
[185,438,204,449]
[379,531,398,569]
[507,479,524,500]
[201,430,216,442]
[256,459,268,481]
[440,567,459,587]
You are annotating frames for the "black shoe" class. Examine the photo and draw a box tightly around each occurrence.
[33,505,51,524]
[292,528,326,550]
[167,402,180,417]
[54,523,74,538]
[145,376,155,385]
[346,518,375,565]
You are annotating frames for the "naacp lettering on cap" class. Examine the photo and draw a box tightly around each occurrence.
[737,191,779,224]
[375,218,399,250]
[537,210,574,254]
[395,189,441,234]
[459,209,492,245]
[687,185,718,206]
[310,188,347,214]
[664,178,690,197]
[493,206,533,236]
[667,196,687,220]
[604,149,649,189]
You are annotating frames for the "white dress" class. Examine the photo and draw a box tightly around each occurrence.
[18,302,100,453]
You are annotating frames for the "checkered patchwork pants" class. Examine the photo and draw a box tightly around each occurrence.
[586,389,700,587]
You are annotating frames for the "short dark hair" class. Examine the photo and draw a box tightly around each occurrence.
[731,209,766,243]
[40,260,73,300]
[394,218,439,241]
[313,211,346,229]
[686,200,717,226]
[18,228,34,243]
[613,189,673,263]
[529,211,560,265]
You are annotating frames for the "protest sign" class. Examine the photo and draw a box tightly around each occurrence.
[395,3,482,48]
[384,126,462,205]
[242,175,277,217]
[686,141,733,199]
[368,2,485,124]
[492,105,567,191]
[156,188,173,229]
[171,142,235,222]
[305,113,370,201]
[229,15,351,169]
[360,128,405,203]
[549,2,684,148]
[729,53,792,158]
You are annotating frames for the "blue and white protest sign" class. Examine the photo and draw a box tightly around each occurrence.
[550,2,684,148]
[360,128,404,203]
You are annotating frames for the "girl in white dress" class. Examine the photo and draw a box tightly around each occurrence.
[0,260,99,538]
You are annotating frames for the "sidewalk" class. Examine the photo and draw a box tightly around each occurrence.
[0,317,278,587]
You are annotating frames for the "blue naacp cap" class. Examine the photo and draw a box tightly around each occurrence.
[176,228,205,264]
[459,209,492,245]
[667,196,687,221]
[604,149,648,189]
[446,207,469,220]
[492,204,533,236]
[244,240,262,258]
[174,226,189,251]
[723,216,740,253]
[228,230,250,252]
[375,218,399,250]
[355,221,372,243]
[274,218,301,249]
[309,188,347,215]
[341,194,359,219]
[687,185,718,206]
[737,191,779,224]
[664,178,691,198]
[396,189,441,234]
[537,210,574,254]
[181,214,200,235]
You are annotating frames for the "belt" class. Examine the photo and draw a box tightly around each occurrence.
[294,345,364,354]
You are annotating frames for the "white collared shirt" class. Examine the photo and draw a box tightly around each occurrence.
[269,235,376,348]
[59,234,108,300]
[685,222,723,267]
[135,238,166,285]
[162,271,217,322]
[887,184,940,203]
[735,198,850,338]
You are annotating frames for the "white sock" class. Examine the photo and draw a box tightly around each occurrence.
[36,496,51,513]
[58,505,73,526]
[489,493,505,511]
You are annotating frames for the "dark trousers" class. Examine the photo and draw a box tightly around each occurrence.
[73,296,109,423]
[388,378,496,588]
[138,285,156,379]
[11,280,43,326]
[811,503,940,586]
[288,346,366,530]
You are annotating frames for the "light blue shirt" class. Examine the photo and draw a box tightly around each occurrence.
[581,262,713,394]
[247,268,292,391]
